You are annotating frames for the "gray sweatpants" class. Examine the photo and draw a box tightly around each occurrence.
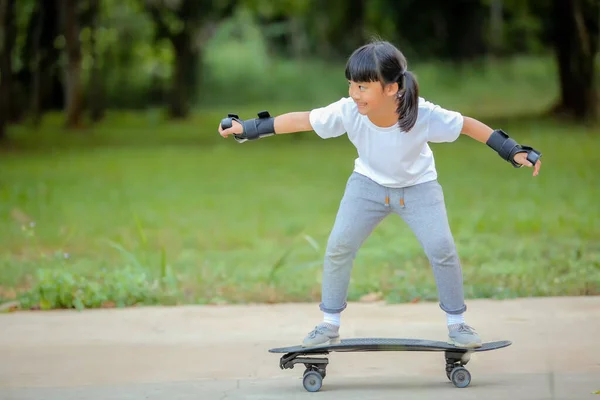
[320,171,466,315]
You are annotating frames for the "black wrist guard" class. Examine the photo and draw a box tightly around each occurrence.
[220,111,275,143]
[486,129,542,168]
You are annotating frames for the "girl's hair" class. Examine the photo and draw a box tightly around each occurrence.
[344,40,419,132]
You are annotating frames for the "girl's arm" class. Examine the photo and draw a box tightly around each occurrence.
[218,111,312,139]
[460,116,542,176]
[460,116,494,143]
[274,112,313,134]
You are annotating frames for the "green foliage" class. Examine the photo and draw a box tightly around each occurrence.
[18,266,160,311]
[93,0,173,108]
[15,237,179,311]
[203,8,269,86]
[10,0,569,112]
[200,9,348,108]
[2,205,178,310]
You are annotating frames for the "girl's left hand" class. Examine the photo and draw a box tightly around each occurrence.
[513,152,542,176]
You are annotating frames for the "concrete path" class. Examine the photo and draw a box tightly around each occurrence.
[1,296,599,399]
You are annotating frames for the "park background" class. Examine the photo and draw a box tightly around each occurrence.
[0,0,598,311]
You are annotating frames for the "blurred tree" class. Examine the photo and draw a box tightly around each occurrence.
[243,0,313,58]
[0,1,11,139]
[30,0,61,126]
[1,0,597,126]
[551,0,598,122]
[60,0,84,128]
[86,0,104,122]
[313,0,366,59]
[11,0,36,123]
[499,0,546,55]
[145,0,236,119]
[388,0,488,62]
[488,0,504,56]
[100,0,159,110]
[0,0,15,140]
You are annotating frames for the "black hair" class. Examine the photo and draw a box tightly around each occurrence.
[344,40,419,132]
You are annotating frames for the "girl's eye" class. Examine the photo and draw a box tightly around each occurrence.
[348,82,366,91]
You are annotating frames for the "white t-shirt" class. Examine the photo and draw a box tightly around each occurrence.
[309,96,464,188]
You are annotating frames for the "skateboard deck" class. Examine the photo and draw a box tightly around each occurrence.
[269,338,511,354]
[269,338,512,392]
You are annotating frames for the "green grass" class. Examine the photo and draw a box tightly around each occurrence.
[1,56,599,310]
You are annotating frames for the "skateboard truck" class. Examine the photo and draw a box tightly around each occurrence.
[279,352,329,370]
[280,351,330,392]
[445,350,472,388]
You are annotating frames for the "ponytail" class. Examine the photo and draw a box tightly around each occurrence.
[396,70,419,132]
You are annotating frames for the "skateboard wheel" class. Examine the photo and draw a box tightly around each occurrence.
[450,366,471,388]
[303,370,323,392]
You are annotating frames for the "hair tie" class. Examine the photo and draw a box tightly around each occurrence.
[396,71,406,82]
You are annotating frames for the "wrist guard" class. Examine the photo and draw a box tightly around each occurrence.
[220,111,275,143]
[486,129,542,168]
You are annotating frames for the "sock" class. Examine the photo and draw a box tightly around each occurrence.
[323,312,341,331]
[447,313,465,329]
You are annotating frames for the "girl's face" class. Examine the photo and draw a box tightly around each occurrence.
[348,80,399,117]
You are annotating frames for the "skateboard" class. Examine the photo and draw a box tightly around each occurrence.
[269,338,512,392]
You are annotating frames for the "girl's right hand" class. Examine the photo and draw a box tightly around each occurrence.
[218,119,243,138]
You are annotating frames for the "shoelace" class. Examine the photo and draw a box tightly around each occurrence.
[307,325,330,338]
[307,326,323,338]
[455,324,477,334]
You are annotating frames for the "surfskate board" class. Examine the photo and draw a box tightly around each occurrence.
[269,338,512,392]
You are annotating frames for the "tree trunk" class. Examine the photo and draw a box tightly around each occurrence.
[169,32,196,119]
[0,0,15,141]
[454,3,487,62]
[31,0,60,125]
[88,0,104,122]
[289,16,308,59]
[30,0,44,126]
[489,0,504,56]
[42,2,62,112]
[347,0,365,50]
[552,0,598,122]
[60,0,84,129]
[14,0,40,123]
[146,3,196,119]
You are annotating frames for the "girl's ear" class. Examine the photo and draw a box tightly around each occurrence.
[385,82,400,97]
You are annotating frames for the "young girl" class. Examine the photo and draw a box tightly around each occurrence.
[218,40,542,349]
